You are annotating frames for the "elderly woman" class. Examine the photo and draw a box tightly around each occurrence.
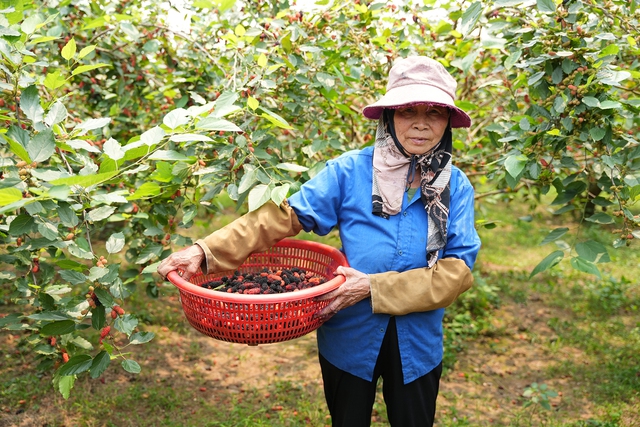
[157,56,481,427]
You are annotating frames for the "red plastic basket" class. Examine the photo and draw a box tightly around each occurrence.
[168,238,348,346]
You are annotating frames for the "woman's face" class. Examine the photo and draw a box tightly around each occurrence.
[393,104,450,155]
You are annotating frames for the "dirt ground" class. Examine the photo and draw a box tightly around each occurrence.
[2,291,639,427]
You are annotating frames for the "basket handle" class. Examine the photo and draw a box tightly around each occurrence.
[166,270,185,283]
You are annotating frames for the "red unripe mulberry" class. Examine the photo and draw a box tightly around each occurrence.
[100,326,111,339]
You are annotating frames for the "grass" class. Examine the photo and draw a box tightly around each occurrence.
[1,196,640,426]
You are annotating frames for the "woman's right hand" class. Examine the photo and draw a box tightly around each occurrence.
[156,244,205,281]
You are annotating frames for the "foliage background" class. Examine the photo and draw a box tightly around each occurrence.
[0,0,638,400]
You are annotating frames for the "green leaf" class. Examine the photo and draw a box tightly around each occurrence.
[504,154,527,179]
[504,49,522,70]
[537,0,556,13]
[87,206,116,222]
[44,70,66,90]
[38,221,58,240]
[182,204,197,224]
[530,250,564,278]
[276,163,309,173]
[77,45,96,60]
[271,184,290,206]
[45,101,68,127]
[460,1,483,36]
[94,288,115,308]
[259,108,292,129]
[92,306,105,330]
[257,53,267,67]
[142,261,161,274]
[570,256,601,278]
[149,162,174,183]
[61,38,76,60]
[528,71,545,85]
[106,232,125,254]
[247,96,259,110]
[41,320,76,336]
[68,242,94,260]
[57,203,80,228]
[9,214,35,235]
[50,171,117,187]
[129,331,155,345]
[582,97,600,107]
[34,344,56,355]
[238,168,258,194]
[7,139,31,163]
[212,0,237,12]
[575,240,611,263]
[21,14,43,35]
[135,244,163,264]
[0,26,20,38]
[127,182,162,200]
[585,212,614,224]
[0,313,24,328]
[121,359,141,374]
[27,312,69,322]
[248,184,271,211]
[75,117,111,134]
[599,43,619,58]
[589,127,606,141]
[0,188,23,206]
[28,129,56,163]
[59,270,87,285]
[55,259,86,272]
[553,95,566,113]
[540,227,569,245]
[90,350,111,379]
[20,85,44,123]
[234,23,246,36]
[114,314,138,336]
[57,354,92,376]
[214,91,239,110]
[163,108,191,129]
[148,150,191,162]
[139,126,166,146]
[169,133,213,143]
[45,285,72,296]
[195,116,242,132]
[103,138,124,161]
[599,100,621,109]
[71,63,111,75]
[82,17,106,30]
[48,185,72,201]
[29,36,58,44]
[55,375,75,399]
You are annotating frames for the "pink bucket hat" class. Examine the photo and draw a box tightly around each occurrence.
[362,56,471,128]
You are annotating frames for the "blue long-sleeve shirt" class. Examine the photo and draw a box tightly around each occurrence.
[287,145,481,384]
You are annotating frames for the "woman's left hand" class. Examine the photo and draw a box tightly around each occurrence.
[314,266,371,319]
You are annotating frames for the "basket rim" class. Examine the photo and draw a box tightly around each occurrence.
[167,238,347,303]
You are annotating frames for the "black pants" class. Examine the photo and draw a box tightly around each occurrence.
[319,317,442,427]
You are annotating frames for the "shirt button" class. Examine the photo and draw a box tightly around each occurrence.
[380,329,384,333]
[403,211,407,216]
[398,250,403,255]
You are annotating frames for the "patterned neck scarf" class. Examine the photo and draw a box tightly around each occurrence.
[372,110,452,268]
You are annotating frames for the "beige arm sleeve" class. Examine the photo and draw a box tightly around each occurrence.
[194,200,303,274]
[369,258,474,315]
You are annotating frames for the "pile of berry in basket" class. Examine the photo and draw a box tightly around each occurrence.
[200,267,327,294]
